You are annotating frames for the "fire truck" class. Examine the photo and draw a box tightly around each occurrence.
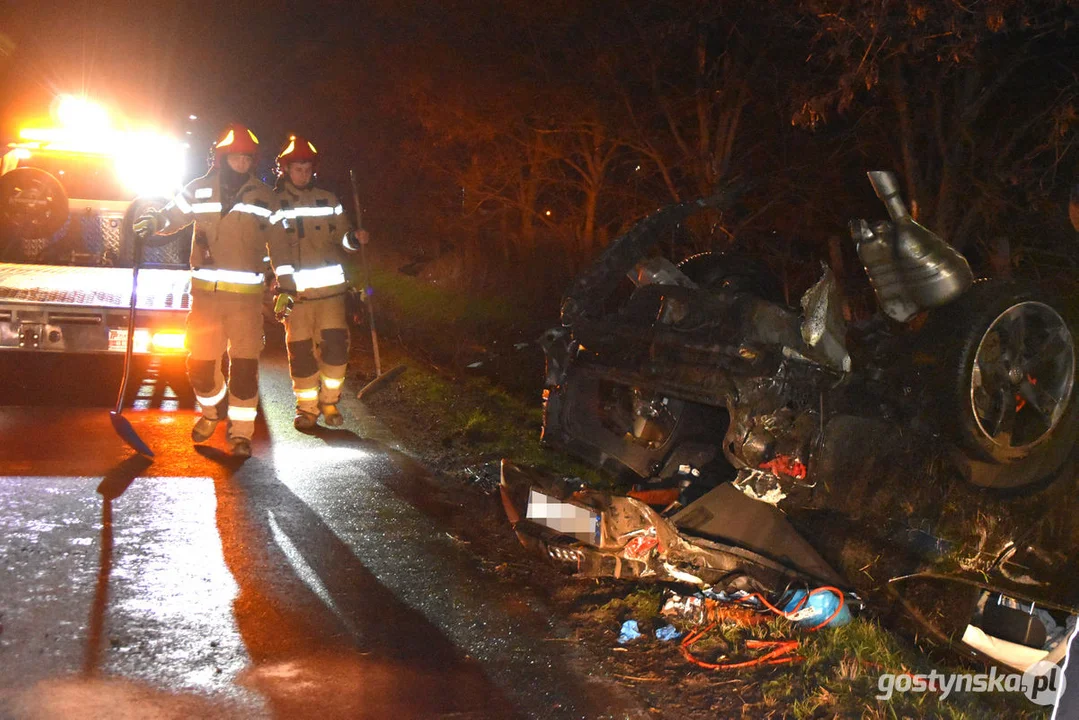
[0,96,192,357]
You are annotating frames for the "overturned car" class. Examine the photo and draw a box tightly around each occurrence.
[503,171,1079,670]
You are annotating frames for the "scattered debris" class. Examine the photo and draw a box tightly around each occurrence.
[613,673,663,682]
[682,634,802,671]
[462,461,502,493]
[466,361,483,369]
[780,588,851,629]
[617,619,642,644]
[732,469,788,506]
[654,624,682,642]
[501,460,848,593]
[661,592,766,627]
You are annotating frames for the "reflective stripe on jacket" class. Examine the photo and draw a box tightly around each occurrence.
[159,169,275,276]
[268,182,356,299]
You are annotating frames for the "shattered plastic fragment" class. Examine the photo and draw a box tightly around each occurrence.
[733,469,788,506]
[662,562,704,586]
[623,532,659,560]
[759,454,807,480]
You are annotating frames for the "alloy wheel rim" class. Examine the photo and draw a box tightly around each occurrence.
[970,301,1075,451]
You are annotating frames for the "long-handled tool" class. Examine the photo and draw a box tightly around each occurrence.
[109,234,154,457]
[349,169,405,399]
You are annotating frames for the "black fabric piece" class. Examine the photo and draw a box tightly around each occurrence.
[187,358,217,394]
[671,484,846,588]
[229,358,260,399]
[320,328,349,365]
[287,339,319,377]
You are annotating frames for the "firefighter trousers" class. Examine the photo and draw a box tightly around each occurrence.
[186,290,264,441]
[283,295,349,415]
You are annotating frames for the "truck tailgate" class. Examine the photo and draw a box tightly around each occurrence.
[0,263,195,353]
[0,263,191,311]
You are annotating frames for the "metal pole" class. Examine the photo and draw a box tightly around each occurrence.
[349,169,381,377]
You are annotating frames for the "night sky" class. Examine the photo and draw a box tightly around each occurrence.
[0,0,402,207]
[4,1,1079,277]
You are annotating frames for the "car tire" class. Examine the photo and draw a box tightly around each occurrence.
[0,167,69,254]
[927,279,1079,489]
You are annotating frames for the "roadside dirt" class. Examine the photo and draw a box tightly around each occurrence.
[347,345,780,719]
[345,338,1056,719]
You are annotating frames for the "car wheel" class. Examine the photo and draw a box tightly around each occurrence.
[930,280,1079,489]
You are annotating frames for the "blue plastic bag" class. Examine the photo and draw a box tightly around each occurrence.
[781,588,851,628]
[655,624,682,642]
[617,620,643,644]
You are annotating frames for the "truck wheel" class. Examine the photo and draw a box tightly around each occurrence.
[931,280,1079,489]
[0,167,68,238]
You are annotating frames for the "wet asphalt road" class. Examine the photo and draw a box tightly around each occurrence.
[0,347,649,720]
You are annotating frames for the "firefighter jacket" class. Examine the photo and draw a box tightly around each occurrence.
[268,181,357,300]
[159,169,275,293]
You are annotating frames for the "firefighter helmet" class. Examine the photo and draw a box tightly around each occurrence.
[275,135,319,176]
[211,123,259,166]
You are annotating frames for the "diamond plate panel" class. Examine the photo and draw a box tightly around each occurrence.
[0,263,192,310]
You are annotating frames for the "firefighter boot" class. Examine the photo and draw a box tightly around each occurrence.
[294,409,318,431]
[191,416,219,443]
[321,403,343,427]
[229,437,252,459]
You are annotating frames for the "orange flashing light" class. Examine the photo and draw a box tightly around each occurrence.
[151,330,187,353]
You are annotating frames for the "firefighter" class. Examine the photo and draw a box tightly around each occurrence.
[133,123,274,458]
[268,135,367,430]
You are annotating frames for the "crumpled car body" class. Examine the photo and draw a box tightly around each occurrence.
[511,174,1079,670]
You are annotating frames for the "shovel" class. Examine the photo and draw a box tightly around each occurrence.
[349,169,405,399]
[109,233,154,457]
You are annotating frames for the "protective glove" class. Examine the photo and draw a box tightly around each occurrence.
[133,210,163,239]
[273,292,295,322]
[343,229,370,251]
